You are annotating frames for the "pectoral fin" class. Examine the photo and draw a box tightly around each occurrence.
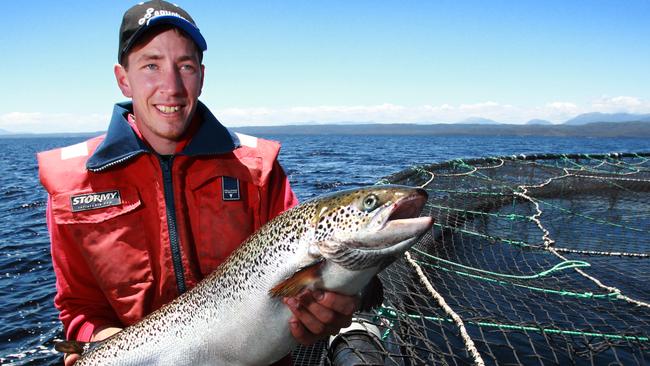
[55,337,109,356]
[269,259,325,297]
[55,340,86,354]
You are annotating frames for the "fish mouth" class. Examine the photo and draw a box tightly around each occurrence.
[387,188,429,222]
[347,188,433,253]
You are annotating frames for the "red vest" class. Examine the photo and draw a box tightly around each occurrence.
[39,131,298,342]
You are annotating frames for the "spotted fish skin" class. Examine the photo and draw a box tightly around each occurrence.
[68,185,432,365]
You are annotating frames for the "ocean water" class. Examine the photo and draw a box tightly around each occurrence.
[0,134,647,365]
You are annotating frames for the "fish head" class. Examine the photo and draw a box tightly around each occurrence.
[311,185,433,270]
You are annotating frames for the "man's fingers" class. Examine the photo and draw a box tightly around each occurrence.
[283,290,360,346]
[300,296,338,325]
[312,290,358,316]
[288,316,319,345]
[64,353,79,366]
[285,298,328,336]
[288,317,305,341]
[302,299,353,330]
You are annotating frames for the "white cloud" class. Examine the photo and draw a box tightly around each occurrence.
[2,96,648,132]
[591,96,648,113]
[0,112,109,133]
[545,102,579,111]
[529,102,582,122]
[216,101,538,125]
[1,112,43,123]
[459,101,500,110]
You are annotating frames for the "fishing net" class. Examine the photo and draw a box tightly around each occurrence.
[292,152,650,366]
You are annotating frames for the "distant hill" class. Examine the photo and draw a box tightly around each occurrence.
[457,117,500,125]
[0,131,104,139]
[0,128,10,135]
[564,112,650,125]
[233,121,650,138]
[526,119,553,125]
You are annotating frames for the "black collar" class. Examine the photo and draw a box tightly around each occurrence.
[86,101,238,171]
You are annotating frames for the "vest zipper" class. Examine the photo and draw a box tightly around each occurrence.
[87,152,142,172]
[159,155,187,295]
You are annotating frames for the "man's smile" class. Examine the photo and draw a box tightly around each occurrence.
[155,105,182,114]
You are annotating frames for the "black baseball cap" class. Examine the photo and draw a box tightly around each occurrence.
[118,0,207,63]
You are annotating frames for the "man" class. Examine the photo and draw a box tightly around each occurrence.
[38,1,357,364]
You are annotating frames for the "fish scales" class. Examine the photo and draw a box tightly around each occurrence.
[63,186,432,365]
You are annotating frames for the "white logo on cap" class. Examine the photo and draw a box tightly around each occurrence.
[138,7,187,26]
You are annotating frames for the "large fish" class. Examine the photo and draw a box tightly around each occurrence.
[56,185,432,365]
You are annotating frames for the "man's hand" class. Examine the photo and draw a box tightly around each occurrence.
[63,326,122,366]
[283,290,358,345]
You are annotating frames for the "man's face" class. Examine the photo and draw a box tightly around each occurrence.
[114,28,204,153]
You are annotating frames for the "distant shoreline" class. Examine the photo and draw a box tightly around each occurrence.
[0,132,105,139]
[1,121,649,138]
[232,121,650,138]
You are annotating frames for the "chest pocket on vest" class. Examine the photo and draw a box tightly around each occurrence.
[194,177,256,275]
[51,186,153,294]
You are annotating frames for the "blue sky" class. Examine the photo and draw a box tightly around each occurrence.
[1,0,649,132]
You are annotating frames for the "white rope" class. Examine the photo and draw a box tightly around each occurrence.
[438,166,478,177]
[586,154,648,171]
[515,172,650,309]
[404,251,486,366]
[472,158,505,170]
[572,174,650,182]
[513,171,572,248]
[546,247,650,309]
[552,247,649,258]
[415,169,435,188]
[436,159,505,178]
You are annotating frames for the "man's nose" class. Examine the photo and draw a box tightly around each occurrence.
[159,67,184,95]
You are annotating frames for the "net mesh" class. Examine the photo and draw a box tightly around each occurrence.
[293,152,650,366]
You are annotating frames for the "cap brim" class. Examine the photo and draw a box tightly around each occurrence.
[123,15,207,60]
[147,16,207,51]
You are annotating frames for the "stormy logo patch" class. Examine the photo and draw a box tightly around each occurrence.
[222,177,240,201]
[70,191,122,212]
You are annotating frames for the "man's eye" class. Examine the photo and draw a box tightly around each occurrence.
[180,64,195,72]
[144,64,158,70]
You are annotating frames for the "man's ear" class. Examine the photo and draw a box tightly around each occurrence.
[114,64,132,98]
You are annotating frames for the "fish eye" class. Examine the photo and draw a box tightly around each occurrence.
[362,194,379,211]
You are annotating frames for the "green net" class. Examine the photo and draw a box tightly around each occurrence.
[293,152,650,366]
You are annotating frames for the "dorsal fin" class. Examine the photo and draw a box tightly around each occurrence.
[269,259,325,297]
